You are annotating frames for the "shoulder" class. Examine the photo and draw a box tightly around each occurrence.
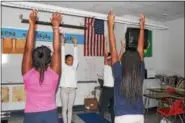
[48,67,60,79]
[23,68,35,80]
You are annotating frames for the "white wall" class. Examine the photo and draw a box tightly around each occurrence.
[162,18,184,77]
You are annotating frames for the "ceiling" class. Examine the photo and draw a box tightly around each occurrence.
[36,1,184,22]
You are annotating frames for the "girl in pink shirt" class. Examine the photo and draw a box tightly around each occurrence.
[22,10,62,123]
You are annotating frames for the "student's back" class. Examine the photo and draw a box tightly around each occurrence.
[24,67,59,113]
[22,10,62,123]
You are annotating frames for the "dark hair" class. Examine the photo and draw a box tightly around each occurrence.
[32,45,51,84]
[65,54,73,60]
[108,52,111,57]
[121,50,143,104]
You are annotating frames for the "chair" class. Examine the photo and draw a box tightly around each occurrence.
[160,88,176,106]
[157,99,184,123]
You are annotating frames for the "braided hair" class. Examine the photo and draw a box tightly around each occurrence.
[120,50,143,104]
[32,45,51,84]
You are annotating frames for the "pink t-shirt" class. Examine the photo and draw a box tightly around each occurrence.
[23,67,59,113]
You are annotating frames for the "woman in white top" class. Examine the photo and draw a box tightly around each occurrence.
[60,36,78,123]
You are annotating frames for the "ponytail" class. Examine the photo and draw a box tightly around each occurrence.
[32,45,52,85]
[39,63,45,85]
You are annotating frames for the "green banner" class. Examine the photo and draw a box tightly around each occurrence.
[144,30,152,57]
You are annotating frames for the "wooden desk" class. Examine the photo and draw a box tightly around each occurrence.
[147,88,184,99]
[144,92,184,100]
[143,93,169,99]
[147,88,165,93]
[143,92,184,112]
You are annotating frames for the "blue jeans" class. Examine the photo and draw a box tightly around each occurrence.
[24,109,59,123]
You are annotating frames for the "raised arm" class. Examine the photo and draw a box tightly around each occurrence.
[107,11,119,65]
[137,14,145,61]
[22,10,37,75]
[119,40,126,61]
[104,37,108,65]
[61,34,65,67]
[72,37,78,68]
[50,12,62,74]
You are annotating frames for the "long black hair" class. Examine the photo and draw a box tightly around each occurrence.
[32,45,51,84]
[121,49,143,104]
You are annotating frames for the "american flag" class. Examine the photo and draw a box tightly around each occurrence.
[84,18,105,56]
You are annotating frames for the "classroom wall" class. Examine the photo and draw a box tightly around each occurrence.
[1,6,105,110]
[162,18,184,77]
[2,6,105,82]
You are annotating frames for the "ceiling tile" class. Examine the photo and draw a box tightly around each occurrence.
[131,2,158,6]
[113,2,146,16]
[40,2,97,10]
[90,2,126,13]
[34,1,184,22]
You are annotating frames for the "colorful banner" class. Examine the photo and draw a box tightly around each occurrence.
[144,30,152,57]
[1,28,84,44]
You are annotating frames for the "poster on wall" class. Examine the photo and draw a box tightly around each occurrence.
[144,30,152,57]
[1,27,84,54]
[12,86,26,102]
[1,27,84,43]
[1,87,9,102]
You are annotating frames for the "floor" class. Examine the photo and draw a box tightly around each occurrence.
[6,109,184,123]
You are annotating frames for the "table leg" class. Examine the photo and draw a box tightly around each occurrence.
[144,96,148,119]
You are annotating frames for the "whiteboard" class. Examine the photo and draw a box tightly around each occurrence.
[2,41,104,83]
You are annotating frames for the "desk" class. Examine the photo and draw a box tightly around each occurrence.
[147,88,184,99]
[143,79,161,108]
[143,92,184,110]
[147,88,165,93]
[143,93,169,99]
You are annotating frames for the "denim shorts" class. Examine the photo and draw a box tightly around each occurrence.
[24,109,59,123]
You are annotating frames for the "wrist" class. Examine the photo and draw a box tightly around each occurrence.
[29,24,35,28]
[53,27,60,32]
[53,26,60,29]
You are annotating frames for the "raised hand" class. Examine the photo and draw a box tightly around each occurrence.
[139,13,145,29]
[29,10,38,25]
[107,10,115,28]
[61,33,65,46]
[72,37,78,46]
[105,36,108,46]
[121,40,126,47]
[51,12,62,28]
